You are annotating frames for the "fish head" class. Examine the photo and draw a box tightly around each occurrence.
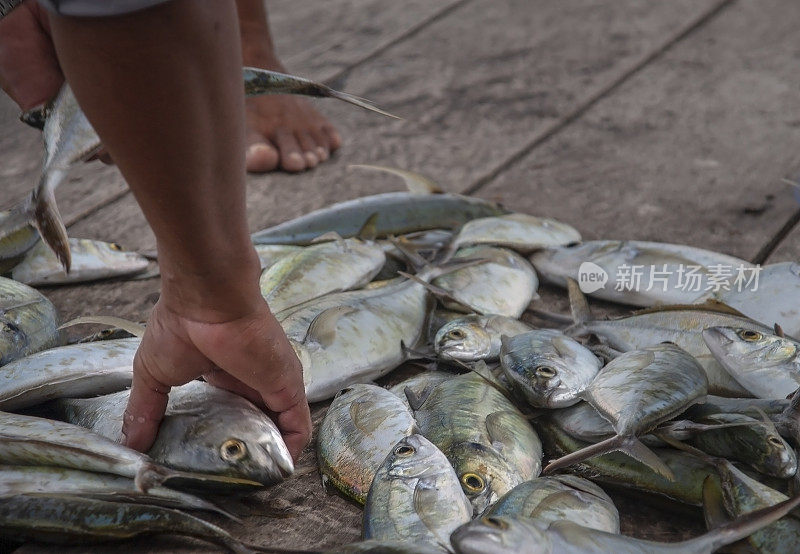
[0,316,28,365]
[86,240,150,273]
[151,403,294,486]
[435,317,493,361]
[703,326,799,372]
[448,441,522,515]
[384,434,447,480]
[451,516,550,554]
[500,331,599,408]
[758,430,798,479]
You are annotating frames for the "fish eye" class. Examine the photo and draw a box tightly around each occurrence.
[394,444,415,457]
[446,329,466,340]
[768,436,784,446]
[220,439,247,462]
[109,242,123,251]
[535,365,557,379]
[481,517,508,530]
[737,329,763,342]
[461,473,485,493]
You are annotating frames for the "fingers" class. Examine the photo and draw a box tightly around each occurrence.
[276,399,312,460]
[122,355,170,452]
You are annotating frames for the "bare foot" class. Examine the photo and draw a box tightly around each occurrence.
[240,20,342,173]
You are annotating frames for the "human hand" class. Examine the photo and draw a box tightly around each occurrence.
[122,280,312,461]
[0,0,62,110]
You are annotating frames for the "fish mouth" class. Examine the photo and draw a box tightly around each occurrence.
[257,433,295,479]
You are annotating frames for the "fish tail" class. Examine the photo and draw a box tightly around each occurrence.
[566,277,592,325]
[542,435,625,475]
[348,164,443,194]
[242,67,399,119]
[134,462,172,492]
[683,486,800,552]
[31,170,71,273]
[619,436,675,481]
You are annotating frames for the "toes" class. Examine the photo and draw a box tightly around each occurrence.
[323,125,343,152]
[246,138,280,173]
[309,129,330,162]
[274,130,307,173]
[297,131,321,169]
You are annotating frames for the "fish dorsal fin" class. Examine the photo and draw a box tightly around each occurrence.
[390,236,430,272]
[349,164,444,194]
[20,105,49,130]
[404,384,434,412]
[566,278,592,324]
[775,323,786,338]
[702,475,733,529]
[59,316,146,338]
[356,213,379,241]
[631,299,750,318]
[303,306,356,347]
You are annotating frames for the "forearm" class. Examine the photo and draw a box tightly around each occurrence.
[48,0,260,320]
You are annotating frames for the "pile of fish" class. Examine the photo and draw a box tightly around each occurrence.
[2,65,800,553]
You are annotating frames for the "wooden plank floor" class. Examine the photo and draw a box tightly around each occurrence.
[4,0,800,551]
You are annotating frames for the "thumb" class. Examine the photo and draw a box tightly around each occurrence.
[121,368,170,452]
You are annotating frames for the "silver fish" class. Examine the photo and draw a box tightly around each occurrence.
[0,465,228,517]
[389,371,453,411]
[484,475,620,534]
[278,266,443,402]
[543,343,708,479]
[531,240,750,307]
[407,372,542,514]
[363,434,472,545]
[451,497,800,554]
[445,213,581,257]
[260,238,385,313]
[11,238,149,285]
[252,167,508,246]
[0,337,138,410]
[317,384,417,504]
[0,276,59,366]
[499,329,601,408]
[0,411,232,491]
[44,380,293,486]
[567,278,769,396]
[706,262,800,337]
[10,68,397,272]
[0,494,253,553]
[433,246,539,317]
[435,314,532,362]
[703,326,800,399]
[0,210,39,273]
[253,244,303,270]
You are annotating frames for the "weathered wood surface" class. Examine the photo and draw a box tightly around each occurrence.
[5,0,800,552]
[477,0,800,262]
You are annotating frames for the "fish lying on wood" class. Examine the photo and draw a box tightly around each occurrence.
[0,276,59,366]
[41,380,293,487]
[6,68,397,273]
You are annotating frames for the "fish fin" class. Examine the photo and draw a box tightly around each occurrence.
[619,437,675,481]
[134,462,172,492]
[551,335,579,358]
[775,323,786,338]
[464,360,514,401]
[31,171,71,273]
[414,475,452,544]
[683,489,800,552]
[526,307,575,325]
[702,475,733,529]
[243,67,399,119]
[303,306,356,347]
[404,384,433,412]
[632,299,750,318]
[389,236,431,272]
[350,399,390,435]
[588,344,622,363]
[566,277,592,325]
[356,213,380,241]
[543,435,626,475]
[397,270,486,315]
[348,164,443,194]
[485,410,525,454]
[400,340,437,361]
[59,316,146,338]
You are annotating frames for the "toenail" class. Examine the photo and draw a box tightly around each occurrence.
[315,147,328,161]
